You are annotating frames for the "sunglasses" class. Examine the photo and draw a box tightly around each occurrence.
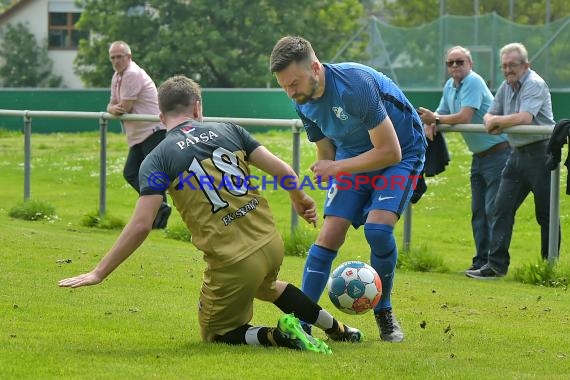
[446,59,465,67]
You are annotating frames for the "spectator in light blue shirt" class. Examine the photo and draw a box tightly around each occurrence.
[419,46,510,272]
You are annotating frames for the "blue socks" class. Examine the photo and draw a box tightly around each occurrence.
[301,244,338,302]
[301,225,397,313]
[364,223,398,312]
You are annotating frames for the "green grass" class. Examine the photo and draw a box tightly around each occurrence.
[0,130,569,379]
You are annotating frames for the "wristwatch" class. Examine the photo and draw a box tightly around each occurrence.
[435,115,440,125]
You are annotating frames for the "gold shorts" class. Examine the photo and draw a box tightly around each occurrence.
[199,233,284,342]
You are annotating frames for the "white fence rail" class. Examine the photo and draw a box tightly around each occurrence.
[0,109,561,263]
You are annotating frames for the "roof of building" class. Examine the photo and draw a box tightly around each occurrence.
[0,0,34,22]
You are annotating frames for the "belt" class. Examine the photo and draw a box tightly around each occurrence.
[475,141,510,158]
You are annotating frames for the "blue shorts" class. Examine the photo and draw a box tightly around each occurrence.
[323,154,425,228]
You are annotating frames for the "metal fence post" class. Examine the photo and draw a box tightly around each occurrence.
[23,112,32,201]
[402,205,412,252]
[290,121,301,235]
[99,116,108,216]
[548,166,560,263]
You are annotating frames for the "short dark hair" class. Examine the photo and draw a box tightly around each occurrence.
[158,75,201,116]
[270,36,315,73]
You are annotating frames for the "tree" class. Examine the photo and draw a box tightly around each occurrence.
[0,22,62,87]
[74,0,367,88]
[374,0,570,27]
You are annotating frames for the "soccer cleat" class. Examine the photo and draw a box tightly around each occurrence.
[326,322,363,343]
[300,321,312,336]
[375,309,404,342]
[276,314,332,354]
[465,264,506,279]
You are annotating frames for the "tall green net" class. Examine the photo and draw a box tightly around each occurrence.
[351,13,570,90]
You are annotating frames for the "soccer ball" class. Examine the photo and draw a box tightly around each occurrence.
[327,261,382,315]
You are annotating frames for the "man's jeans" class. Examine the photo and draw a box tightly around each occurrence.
[487,140,561,274]
[470,147,511,268]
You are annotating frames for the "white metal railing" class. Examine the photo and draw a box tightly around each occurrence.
[0,109,304,238]
[0,109,561,263]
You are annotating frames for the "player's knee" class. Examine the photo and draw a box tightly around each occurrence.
[316,229,346,250]
[315,217,350,250]
[364,224,396,258]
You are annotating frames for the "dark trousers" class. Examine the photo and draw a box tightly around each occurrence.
[123,129,167,202]
[470,146,511,268]
[487,140,561,273]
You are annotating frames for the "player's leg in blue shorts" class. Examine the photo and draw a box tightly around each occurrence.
[364,154,423,341]
[300,173,369,303]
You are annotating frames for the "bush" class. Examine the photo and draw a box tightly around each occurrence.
[513,260,569,288]
[282,226,317,257]
[163,224,192,242]
[9,200,57,221]
[397,244,449,273]
[80,211,125,230]
[0,22,62,87]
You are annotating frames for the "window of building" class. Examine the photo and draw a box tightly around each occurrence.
[48,12,88,49]
[47,2,88,49]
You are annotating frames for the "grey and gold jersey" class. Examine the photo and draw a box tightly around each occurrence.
[140,121,277,269]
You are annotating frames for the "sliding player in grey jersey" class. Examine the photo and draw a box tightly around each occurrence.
[59,75,362,353]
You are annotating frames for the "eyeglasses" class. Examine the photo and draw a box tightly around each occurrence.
[109,54,126,61]
[446,59,465,67]
[500,62,523,71]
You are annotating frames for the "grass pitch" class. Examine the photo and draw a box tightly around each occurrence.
[0,129,569,379]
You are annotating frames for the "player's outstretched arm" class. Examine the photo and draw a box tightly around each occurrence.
[249,146,317,226]
[58,195,163,288]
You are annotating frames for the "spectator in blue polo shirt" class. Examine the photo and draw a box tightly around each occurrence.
[418,45,510,272]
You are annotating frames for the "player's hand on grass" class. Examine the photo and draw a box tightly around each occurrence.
[58,271,103,288]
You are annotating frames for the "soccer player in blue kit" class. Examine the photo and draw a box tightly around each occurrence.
[270,36,427,342]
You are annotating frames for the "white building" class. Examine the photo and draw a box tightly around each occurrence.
[0,0,86,88]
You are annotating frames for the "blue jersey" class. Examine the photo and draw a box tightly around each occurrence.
[296,63,426,161]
